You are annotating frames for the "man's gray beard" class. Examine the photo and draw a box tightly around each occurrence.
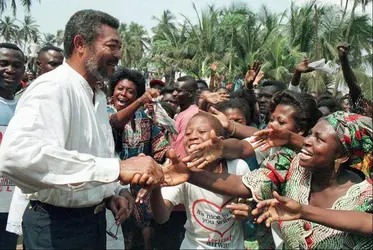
[85,55,109,82]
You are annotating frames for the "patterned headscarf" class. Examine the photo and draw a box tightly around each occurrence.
[325,111,373,178]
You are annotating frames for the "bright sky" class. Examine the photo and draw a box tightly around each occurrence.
[2,0,372,34]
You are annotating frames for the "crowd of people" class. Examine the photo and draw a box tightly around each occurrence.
[0,9,372,250]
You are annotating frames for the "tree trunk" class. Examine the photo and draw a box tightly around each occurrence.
[345,0,358,42]
[228,33,233,76]
[341,0,350,25]
[314,4,320,96]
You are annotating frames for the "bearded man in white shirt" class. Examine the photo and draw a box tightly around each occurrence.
[0,9,164,249]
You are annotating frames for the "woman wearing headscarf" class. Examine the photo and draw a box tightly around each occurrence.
[163,111,372,248]
[252,111,372,178]
[244,111,372,248]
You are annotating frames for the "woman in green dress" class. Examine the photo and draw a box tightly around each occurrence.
[243,111,372,248]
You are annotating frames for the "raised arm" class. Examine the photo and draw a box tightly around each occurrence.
[338,43,361,102]
[209,63,218,90]
[290,57,314,91]
[110,88,159,129]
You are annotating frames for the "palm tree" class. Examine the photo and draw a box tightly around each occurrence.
[133,2,372,98]
[0,16,19,43]
[151,10,194,83]
[55,29,64,46]
[0,0,40,15]
[345,0,372,41]
[151,10,178,41]
[218,2,249,77]
[182,3,222,77]
[119,22,150,69]
[41,33,56,46]
[19,15,39,51]
[258,35,305,84]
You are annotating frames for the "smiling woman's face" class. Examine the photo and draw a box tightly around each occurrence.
[112,79,137,111]
[298,119,343,169]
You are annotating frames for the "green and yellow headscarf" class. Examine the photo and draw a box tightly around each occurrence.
[325,111,372,178]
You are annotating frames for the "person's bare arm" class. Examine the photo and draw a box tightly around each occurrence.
[210,63,218,90]
[149,186,174,224]
[110,99,143,129]
[183,132,255,169]
[301,205,372,235]
[254,191,373,235]
[110,89,159,129]
[210,107,258,139]
[338,43,361,102]
[227,121,259,139]
[189,170,252,198]
[222,139,254,159]
[290,58,314,88]
[251,128,305,152]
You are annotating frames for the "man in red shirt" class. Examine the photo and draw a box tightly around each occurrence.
[171,76,199,159]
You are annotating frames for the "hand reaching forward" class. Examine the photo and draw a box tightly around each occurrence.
[226,202,254,221]
[182,130,224,169]
[252,191,302,227]
[119,154,164,186]
[209,106,230,129]
[163,149,190,186]
[135,149,190,203]
[205,92,230,105]
[249,127,291,152]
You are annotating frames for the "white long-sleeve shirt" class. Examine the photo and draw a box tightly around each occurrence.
[0,63,120,208]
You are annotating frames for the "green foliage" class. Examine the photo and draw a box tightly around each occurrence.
[0,0,371,98]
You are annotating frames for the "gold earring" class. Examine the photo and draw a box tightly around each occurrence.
[334,159,341,173]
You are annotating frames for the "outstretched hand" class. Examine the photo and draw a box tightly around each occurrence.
[226,202,254,221]
[253,71,264,87]
[135,149,190,203]
[163,149,190,186]
[249,127,292,152]
[205,92,230,105]
[295,57,314,73]
[119,153,164,186]
[252,191,302,227]
[245,61,261,87]
[182,129,223,169]
[209,106,230,129]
